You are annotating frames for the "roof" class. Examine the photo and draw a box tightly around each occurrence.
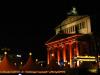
[0,54,18,71]
[22,55,34,71]
[55,15,88,29]
[45,33,81,44]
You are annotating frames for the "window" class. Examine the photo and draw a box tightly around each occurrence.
[75,24,79,30]
[79,22,85,29]
[64,29,66,33]
[78,23,81,29]
[66,28,68,33]
[77,24,80,30]
[80,23,82,29]
[67,29,68,33]
[70,27,72,33]
[73,26,75,32]
[68,27,70,33]
[82,22,85,28]
[68,27,71,33]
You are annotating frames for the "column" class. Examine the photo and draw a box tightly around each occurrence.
[51,50,55,60]
[75,41,79,67]
[63,43,67,62]
[76,41,79,56]
[47,49,50,65]
[57,47,60,65]
[69,40,73,68]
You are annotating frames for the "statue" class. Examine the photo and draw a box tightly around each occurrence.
[67,7,78,15]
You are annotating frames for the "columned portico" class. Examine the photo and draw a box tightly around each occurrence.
[46,34,81,68]
[45,15,94,68]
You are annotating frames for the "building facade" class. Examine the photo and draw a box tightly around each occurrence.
[45,8,98,68]
[55,16,91,34]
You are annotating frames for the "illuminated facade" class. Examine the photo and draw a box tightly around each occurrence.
[45,8,98,68]
[55,15,91,34]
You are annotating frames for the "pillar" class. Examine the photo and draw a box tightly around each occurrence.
[76,41,79,56]
[75,41,79,67]
[69,40,73,68]
[57,47,60,65]
[63,43,67,62]
[51,50,55,60]
[47,49,50,65]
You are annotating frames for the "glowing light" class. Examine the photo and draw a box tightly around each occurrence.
[98,56,100,57]
[65,60,67,62]
[0,71,65,74]
[14,63,17,66]
[88,68,97,73]
[0,71,20,73]
[16,54,21,57]
[20,62,23,65]
[18,73,22,75]
[47,51,50,64]
[4,51,7,55]
[36,59,38,62]
[77,59,96,61]
[51,53,54,56]
[77,61,80,67]
[49,71,66,74]
[41,64,43,66]
[68,62,70,65]
[77,56,95,58]
[23,71,66,74]
[29,52,32,56]
[45,34,81,45]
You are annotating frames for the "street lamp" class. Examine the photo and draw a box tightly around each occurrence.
[4,51,7,55]
[36,59,38,62]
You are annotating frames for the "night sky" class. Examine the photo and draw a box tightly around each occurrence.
[0,0,99,61]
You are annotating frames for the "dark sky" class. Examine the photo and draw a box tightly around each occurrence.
[0,0,99,61]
